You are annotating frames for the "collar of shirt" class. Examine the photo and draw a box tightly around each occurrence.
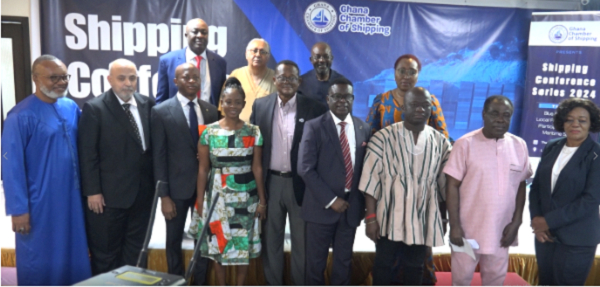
[186,47,208,63]
[276,93,297,109]
[176,92,198,107]
[330,111,353,130]
[115,93,137,107]
[476,128,506,143]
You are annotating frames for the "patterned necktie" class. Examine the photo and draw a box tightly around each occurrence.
[339,122,353,190]
[195,55,203,100]
[122,103,142,147]
[188,101,199,145]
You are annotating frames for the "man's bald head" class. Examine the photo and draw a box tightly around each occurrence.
[107,58,138,101]
[185,18,209,55]
[174,63,200,99]
[310,42,333,79]
[405,87,431,100]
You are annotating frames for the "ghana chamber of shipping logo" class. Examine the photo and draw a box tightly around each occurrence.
[549,25,568,43]
[305,2,337,34]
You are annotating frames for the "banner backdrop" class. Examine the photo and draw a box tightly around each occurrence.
[521,12,600,156]
[41,0,534,140]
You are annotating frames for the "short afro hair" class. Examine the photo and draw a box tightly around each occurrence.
[483,95,514,113]
[394,54,422,71]
[553,98,600,133]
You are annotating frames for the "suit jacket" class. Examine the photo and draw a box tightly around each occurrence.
[529,136,600,246]
[250,92,327,206]
[155,48,227,106]
[151,96,218,200]
[78,90,154,209]
[298,112,371,227]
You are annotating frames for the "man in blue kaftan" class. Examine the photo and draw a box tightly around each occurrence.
[1,55,91,285]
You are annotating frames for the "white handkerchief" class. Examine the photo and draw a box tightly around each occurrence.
[450,238,479,260]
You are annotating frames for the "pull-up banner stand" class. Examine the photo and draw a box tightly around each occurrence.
[521,12,600,157]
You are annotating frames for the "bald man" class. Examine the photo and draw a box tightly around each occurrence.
[2,55,91,285]
[78,58,156,275]
[298,42,346,106]
[156,18,226,105]
[152,63,218,284]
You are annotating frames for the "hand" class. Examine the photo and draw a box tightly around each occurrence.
[255,203,267,220]
[12,213,30,235]
[196,199,203,216]
[535,230,554,243]
[365,220,380,243]
[449,225,465,246]
[531,216,549,233]
[161,196,177,220]
[330,198,349,213]
[500,220,521,247]
[87,194,105,214]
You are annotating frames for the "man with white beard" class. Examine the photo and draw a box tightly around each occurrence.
[78,58,155,275]
[1,54,92,285]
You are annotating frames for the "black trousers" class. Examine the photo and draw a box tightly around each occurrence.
[372,237,428,286]
[85,190,152,275]
[305,215,357,285]
[165,195,208,285]
[535,240,597,285]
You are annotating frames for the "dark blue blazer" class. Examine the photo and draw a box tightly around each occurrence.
[155,48,226,106]
[298,112,371,227]
[529,136,600,246]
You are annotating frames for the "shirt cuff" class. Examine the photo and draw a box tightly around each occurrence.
[325,196,337,209]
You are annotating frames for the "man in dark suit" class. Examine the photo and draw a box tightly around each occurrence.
[298,78,370,285]
[79,58,155,275]
[151,63,218,284]
[250,60,327,285]
[156,18,226,106]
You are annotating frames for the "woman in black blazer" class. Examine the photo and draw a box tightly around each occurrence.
[529,98,600,285]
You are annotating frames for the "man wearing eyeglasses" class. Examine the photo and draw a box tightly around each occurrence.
[227,38,276,122]
[298,42,346,106]
[78,58,155,275]
[298,78,371,285]
[156,18,226,106]
[250,60,327,285]
[1,55,92,285]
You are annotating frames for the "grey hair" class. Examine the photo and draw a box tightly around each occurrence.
[31,54,61,75]
[246,38,270,53]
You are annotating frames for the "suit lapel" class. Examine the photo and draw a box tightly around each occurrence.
[264,93,277,143]
[135,94,151,150]
[207,51,216,100]
[103,90,143,151]
[167,98,195,150]
[323,112,344,164]
[293,94,309,144]
[197,100,213,124]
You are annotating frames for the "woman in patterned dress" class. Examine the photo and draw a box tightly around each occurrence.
[365,54,449,285]
[196,77,267,285]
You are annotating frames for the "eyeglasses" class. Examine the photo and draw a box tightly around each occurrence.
[329,94,354,101]
[397,69,418,78]
[275,76,299,83]
[311,54,331,61]
[46,74,71,83]
[247,48,269,55]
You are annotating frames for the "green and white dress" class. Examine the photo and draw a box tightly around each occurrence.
[192,122,263,265]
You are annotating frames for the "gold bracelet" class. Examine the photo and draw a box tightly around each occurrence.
[258,203,267,208]
[365,219,377,225]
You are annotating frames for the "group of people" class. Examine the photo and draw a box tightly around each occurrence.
[2,17,600,287]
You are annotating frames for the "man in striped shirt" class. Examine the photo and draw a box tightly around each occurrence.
[359,87,452,285]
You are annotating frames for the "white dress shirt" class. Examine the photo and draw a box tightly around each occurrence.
[551,145,578,193]
[326,111,356,208]
[116,94,146,151]
[176,92,204,126]
[185,47,212,103]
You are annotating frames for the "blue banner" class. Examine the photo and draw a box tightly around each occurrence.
[41,0,534,140]
[520,12,600,156]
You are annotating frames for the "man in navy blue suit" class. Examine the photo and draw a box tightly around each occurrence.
[298,78,371,285]
[156,18,226,106]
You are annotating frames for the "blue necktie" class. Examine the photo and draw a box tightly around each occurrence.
[188,101,199,145]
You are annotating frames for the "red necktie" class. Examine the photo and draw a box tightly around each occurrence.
[195,55,202,100]
[339,122,353,190]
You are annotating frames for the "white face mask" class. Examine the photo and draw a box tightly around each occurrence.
[41,85,68,99]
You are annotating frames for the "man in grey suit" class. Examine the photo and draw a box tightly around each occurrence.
[298,78,371,285]
[151,63,218,284]
[250,60,327,285]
